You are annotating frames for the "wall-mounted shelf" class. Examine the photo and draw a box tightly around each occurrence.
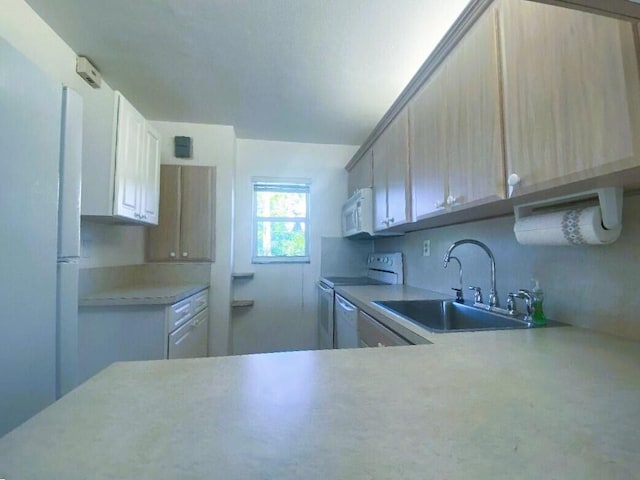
[232,272,255,279]
[231,300,254,308]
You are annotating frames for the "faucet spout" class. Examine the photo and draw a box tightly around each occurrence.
[443,239,499,308]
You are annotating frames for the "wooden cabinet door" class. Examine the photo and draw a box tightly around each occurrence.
[180,166,216,261]
[385,109,411,228]
[372,139,388,232]
[347,149,373,198]
[373,109,410,231]
[499,0,640,195]
[146,165,181,262]
[140,124,161,224]
[113,94,144,220]
[445,4,506,208]
[410,66,447,221]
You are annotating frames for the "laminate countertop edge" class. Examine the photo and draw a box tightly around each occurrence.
[78,283,209,307]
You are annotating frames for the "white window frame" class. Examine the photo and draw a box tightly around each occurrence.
[252,178,311,264]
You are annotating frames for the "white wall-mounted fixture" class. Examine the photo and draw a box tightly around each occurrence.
[76,56,101,88]
[513,187,623,246]
[514,187,623,230]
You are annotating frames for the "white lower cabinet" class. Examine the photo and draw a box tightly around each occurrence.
[168,309,208,359]
[78,288,209,384]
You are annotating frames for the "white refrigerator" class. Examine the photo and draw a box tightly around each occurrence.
[0,38,83,437]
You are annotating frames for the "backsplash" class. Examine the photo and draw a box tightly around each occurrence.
[375,192,640,340]
[79,264,211,297]
[320,237,374,277]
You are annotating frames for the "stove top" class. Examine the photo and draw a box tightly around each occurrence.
[319,252,404,288]
[319,276,387,288]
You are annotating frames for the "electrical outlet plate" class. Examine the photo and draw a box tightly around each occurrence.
[423,239,431,257]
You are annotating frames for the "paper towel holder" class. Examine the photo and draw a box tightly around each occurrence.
[513,187,623,230]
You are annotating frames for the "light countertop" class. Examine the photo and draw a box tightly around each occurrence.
[2,285,639,479]
[78,283,209,307]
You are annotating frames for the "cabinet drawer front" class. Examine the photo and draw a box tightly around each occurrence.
[358,311,411,347]
[191,289,208,315]
[168,309,208,359]
[168,297,192,331]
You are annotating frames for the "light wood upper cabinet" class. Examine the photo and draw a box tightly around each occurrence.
[146,165,216,262]
[347,149,373,198]
[499,0,640,195]
[410,64,447,220]
[372,109,411,231]
[445,4,505,208]
[410,4,505,221]
[147,165,181,261]
[179,166,215,261]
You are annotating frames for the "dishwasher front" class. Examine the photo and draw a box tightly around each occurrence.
[335,294,359,349]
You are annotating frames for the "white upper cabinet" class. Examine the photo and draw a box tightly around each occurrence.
[140,124,161,224]
[82,91,160,225]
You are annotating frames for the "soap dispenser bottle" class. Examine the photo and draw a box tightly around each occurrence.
[531,279,547,326]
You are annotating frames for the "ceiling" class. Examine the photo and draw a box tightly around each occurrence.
[25,0,469,145]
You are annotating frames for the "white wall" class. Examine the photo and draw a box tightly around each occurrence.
[152,121,236,356]
[0,0,149,269]
[233,139,358,354]
[376,192,640,340]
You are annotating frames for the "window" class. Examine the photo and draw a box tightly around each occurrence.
[252,179,310,263]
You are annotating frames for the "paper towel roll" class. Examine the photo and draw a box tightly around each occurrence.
[514,206,621,246]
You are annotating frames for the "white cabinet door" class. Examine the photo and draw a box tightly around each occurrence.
[113,93,144,221]
[84,91,160,225]
[140,124,161,224]
[168,309,209,359]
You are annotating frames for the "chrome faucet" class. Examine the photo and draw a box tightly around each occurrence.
[443,239,499,308]
[448,256,464,303]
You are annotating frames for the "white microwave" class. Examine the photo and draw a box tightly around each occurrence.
[342,188,375,238]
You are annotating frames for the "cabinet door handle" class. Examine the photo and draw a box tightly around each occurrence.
[507,173,521,197]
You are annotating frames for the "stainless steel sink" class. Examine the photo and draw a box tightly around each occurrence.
[373,299,559,333]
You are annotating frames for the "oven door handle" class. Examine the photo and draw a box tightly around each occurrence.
[317,282,333,294]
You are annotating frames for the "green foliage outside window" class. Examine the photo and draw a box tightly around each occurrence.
[253,183,310,262]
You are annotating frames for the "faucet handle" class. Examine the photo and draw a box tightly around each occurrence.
[507,292,518,314]
[468,286,483,304]
[451,287,464,303]
[516,290,533,321]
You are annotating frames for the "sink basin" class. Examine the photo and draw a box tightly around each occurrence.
[373,299,549,332]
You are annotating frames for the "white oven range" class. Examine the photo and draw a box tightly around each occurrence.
[317,252,404,349]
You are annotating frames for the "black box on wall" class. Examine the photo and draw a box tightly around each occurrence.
[174,136,192,158]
